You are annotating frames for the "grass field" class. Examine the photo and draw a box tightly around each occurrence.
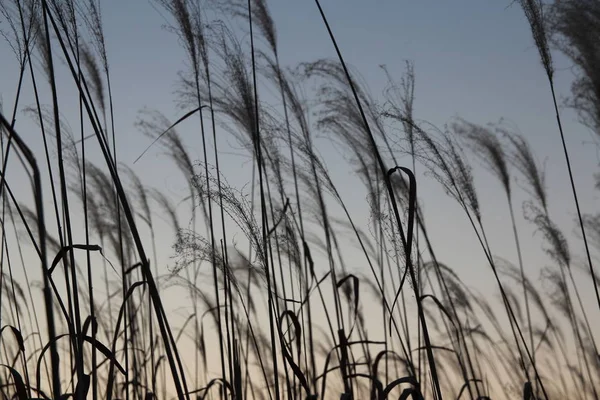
[1,0,599,399]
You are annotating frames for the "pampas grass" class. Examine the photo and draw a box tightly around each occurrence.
[1,1,600,399]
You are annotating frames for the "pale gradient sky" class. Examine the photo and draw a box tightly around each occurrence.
[1,0,599,387]
[95,0,599,308]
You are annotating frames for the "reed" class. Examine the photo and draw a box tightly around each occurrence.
[0,0,599,399]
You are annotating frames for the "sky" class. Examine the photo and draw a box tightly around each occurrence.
[1,0,599,392]
[130,0,597,303]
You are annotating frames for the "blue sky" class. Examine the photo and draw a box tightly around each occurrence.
[1,0,599,363]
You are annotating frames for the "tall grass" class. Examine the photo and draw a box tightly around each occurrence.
[0,0,599,399]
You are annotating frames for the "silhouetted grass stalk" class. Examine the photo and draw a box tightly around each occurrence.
[519,0,600,313]
[312,2,443,398]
